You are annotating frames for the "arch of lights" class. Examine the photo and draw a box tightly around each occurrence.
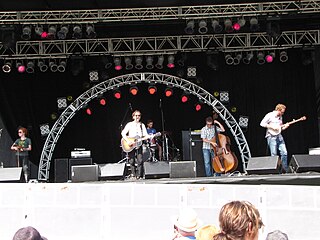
[38,72,251,181]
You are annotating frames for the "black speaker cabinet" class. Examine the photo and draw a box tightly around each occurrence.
[246,156,281,174]
[54,158,69,183]
[290,154,320,173]
[0,167,24,182]
[98,163,126,180]
[144,161,169,179]
[68,158,92,180]
[71,165,99,182]
[169,161,197,178]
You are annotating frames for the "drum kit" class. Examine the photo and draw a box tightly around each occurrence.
[142,135,160,162]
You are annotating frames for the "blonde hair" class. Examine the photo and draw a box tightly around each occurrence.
[196,224,219,240]
[213,201,263,240]
[275,104,286,111]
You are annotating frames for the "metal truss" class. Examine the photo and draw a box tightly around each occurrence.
[0,30,319,59]
[0,0,319,24]
[38,72,251,181]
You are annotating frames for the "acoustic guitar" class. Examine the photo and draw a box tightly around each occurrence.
[268,116,306,136]
[121,132,161,152]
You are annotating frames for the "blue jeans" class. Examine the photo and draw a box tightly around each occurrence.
[267,135,288,173]
[202,149,214,177]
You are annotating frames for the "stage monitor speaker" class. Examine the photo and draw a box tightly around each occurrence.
[54,158,69,183]
[71,165,99,182]
[144,161,169,179]
[68,158,92,180]
[246,156,281,175]
[290,154,320,173]
[169,161,197,178]
[98,163,126,180]
[0,167,24,182]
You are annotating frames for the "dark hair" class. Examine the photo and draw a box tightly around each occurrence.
[206,117,213,122]
[147,119,153,124]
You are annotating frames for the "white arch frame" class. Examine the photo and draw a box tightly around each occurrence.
[38,72,251,181]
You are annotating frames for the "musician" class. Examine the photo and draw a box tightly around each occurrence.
[260,103,289,173]
[121,110,148,179]
[10,126,32,182]
[201,116,225,177]
[146,119,162,161]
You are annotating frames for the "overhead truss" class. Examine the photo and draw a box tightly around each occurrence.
[38,72,251,181]
[0,30,319,59]
[0,0,319,24]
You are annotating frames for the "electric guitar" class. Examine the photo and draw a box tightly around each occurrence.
[121,132,161,152]
[268,116,306,136]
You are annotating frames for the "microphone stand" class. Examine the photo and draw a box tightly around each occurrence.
[159,99,169,161]
[118,103,133,163]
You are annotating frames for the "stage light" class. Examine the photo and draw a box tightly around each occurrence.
[0,26,16,49]
[38,60,48,72]
[198,20,208,34]
[102,56,112,69]
[34,26,48,39]
[39,123,50,137]
[185,20,195,34]
[16,61,25,73]
[257,52,265,65]
[89,70,99,82]
[224,19,233,33]
[239,116,249,128]
[280,51,288,63]
[50,112,57,120]
[67,95,73,102]
[146,56,154,70]
[233,18,246,31]
[129,86,139,96]
[2,61,12,73]
[135,56,143,70]
[148,85,157,95]
[187,66,197,78]
[212,19,223,33]
[124,57,133,70]
[86,24,96,38]
[266,21,281,39]
[49,60,58,72]
[164,87,173,97]
[195,103,202,111]
[21,25,31,40]
[57,25,69,40]
[86,107,92,115]
[242,52,254,64]
[177,53,187,67]
[113,89,121,99]
[225,54,234,65]
[98,97,106,106]
[219,91,229,104]
[233,53,242,65]
[57,97,68,110]
[57,60,67,72]
[167,55,175,68]
[114,57,122,70]
[250,17,259,32]
[265,52,275,63]
[73,25,82,39]
[155,55,164,69]
[47,25,56,39]
[26,61,35,73]
[181,93,189,103]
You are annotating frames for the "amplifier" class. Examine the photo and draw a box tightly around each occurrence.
[71,150,91,158]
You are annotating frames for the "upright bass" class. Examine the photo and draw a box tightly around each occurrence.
[211,113,238,174]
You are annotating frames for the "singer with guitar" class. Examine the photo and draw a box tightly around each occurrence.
[121,110,148,180]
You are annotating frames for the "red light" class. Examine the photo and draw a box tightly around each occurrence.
[195,104,202,111]
[181,95,188,103]
[114,91,121,99]
[115,65,122,71]
[148,86,157,95]
[41,32,48,39]
[233,23,241,31]
[167,63,175,69]
[17,65,26,73]
[86,108,92,115]
[165,88,173,97]
[99,98,106,106]
[129,86,138,96]
[265,55,274,63]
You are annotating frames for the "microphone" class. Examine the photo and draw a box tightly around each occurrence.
[159,99,162,108]
[129,103,133,111]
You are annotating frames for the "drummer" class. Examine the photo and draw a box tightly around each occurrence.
[146,119,162,161]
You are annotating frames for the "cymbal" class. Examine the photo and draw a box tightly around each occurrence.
[161,131,171,135]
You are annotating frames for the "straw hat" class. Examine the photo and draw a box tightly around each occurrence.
[174,207,202,233]
[12,226,47,240]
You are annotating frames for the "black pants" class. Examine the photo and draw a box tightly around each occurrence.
[128,146,144,177]
[17,155,29,181]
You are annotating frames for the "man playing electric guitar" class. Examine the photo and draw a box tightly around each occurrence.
[121,110,148,180]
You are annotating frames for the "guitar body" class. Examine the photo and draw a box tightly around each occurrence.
[121,132,161,153]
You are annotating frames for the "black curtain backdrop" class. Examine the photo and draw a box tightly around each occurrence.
[0,49,319,181]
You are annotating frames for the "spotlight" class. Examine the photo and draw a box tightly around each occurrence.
[145,56,154,70]
[89,70,99,82]
[26,61,35,73]
[57,25,69,40]
[102,56,112,69]
[219,91,229,104]
[57,60,67,72]
[73,25,82,39]
[167,55,175,68]
[114,57,122,70]
[98,97,106,106]
[135,56,143,70]
[16,61,26,73]
[185,20,195,34]
[129,86,138,96]
[57,97,68,110]
[113,89,121,99]
[280,51,288,63]
[148,85,157,95]
[265,52,275,63]
[49,60,58,72]
[224,19,233,33]
[155,55,164,69]
[198,20,208,34]
[181,93,189,103]
[177,53,187,67]
[34,26,48,39]
[47,25,56,39]
[257,52,265,65]
[233,18,246,31]
[86,24,96,38]
[242,52,254,64]
[239,116,249,128]
[225,54,234,65]
[38,60,48,72]
[233,53,242,65]
[2,61,12,73]
[124,57,133,70]
[187,66,197,78]
[39,123,50,137]
[250,17,259,32]
[164,87,173,97]
[212,19,223,33]
[21,25,31,40]
[86,107,92,115]
[195,103,202,111]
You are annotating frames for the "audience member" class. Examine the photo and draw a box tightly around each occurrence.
[172,207,202,240]
[213,200,263,240]
[12,226,47,240]
[196,224,219,240]
[266,230,288,240]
